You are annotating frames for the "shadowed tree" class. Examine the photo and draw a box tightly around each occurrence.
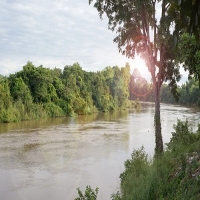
[170,0,200,42]
[89,0,181,154]
[178,33,200,86]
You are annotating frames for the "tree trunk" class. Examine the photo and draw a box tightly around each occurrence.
[154,83,163,155]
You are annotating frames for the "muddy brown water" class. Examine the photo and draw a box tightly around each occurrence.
[0,102,199,199]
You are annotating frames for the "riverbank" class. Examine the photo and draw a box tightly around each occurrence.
[111,120,200,200]
[0,62,133,123]
[0,99,141,123]
[75,120,200,199]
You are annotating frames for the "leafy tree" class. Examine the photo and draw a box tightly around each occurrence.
[9,77,32,106]
[62,63,94,114]
[105,65,130,110]
[169,1,200,85]
[17,62,59,103]
[0,61,139,122]
[147,79,200,106]
[89,0,181,154]
[160,84,176,104]
[178,33,200,85]
[52,77,65,99]
[179,79,200,106]
[171,0,200,41]
[91,72,109,110]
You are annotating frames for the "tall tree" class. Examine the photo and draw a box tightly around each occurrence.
[89,0,181,154]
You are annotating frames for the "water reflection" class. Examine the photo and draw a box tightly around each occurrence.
[0,103,199,200]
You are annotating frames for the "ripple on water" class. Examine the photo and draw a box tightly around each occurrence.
[0,104,199,200]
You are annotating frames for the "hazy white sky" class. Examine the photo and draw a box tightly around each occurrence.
[0,0,188,82]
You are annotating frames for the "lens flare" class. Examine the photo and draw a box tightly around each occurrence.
[129,55,152,99]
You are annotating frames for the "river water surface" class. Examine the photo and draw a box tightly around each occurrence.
[0,103,199,200]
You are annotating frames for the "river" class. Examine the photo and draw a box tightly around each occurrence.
[0,102,199,200]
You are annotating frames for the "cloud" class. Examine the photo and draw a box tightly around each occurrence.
[1,0,128,76]
[0,0,190,86]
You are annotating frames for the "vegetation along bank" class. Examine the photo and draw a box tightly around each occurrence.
[0,62,141,123]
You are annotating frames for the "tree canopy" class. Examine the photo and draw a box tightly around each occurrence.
[171,0,200,41]
[0,62,136,123]
[89,0,183,154]
[178,33,200,85]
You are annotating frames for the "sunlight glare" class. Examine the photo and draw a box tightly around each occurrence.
[130,55,151,81]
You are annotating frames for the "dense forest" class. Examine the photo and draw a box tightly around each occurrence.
[0,62,140,123]
[129,69,200,107]
[0,61,199,123]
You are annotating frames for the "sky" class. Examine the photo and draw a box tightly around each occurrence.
[0,0,188,82]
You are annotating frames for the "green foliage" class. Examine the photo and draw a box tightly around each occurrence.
[0,61,137,123]
[73,96,87,115]
[119,147,155,200]
[162,79,200,106]
[27,103,48,119]
[75,185,99,200]
[178,33,200,84]
[160,84,177,104]
[137,79,200,107]
[167,119,200,152]
[0,79,12,109]
[0,107,17,123]
[43,102,64,117]
[171,0,200,42]
[9,76,33,106]
[112,120,200,200]
[179,79,200,106]
[89,0,184,154]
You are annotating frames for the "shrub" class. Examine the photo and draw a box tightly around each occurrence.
[111,120,200,200]
[43,102,64,117]
[75,185,99,200]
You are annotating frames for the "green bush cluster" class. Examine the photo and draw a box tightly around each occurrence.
[111,120,200,200]
[75,185,99,200]
[0,62,140,123]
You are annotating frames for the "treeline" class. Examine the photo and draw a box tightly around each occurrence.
[161,79,200,106]
[0,62,139,123]
[129,69,200,106]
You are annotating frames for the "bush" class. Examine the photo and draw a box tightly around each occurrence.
[117,147,157,200]
[43,102,64,117]
[111,120,200,200]
[75,185,99,200]
[167,119,200,152]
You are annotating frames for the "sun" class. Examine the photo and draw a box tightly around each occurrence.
[130,55,151,81]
